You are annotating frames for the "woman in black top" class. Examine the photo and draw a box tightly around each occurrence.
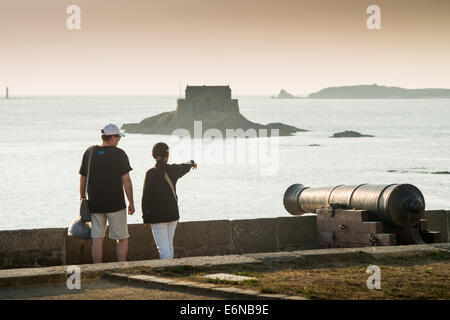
[142,142,197,259]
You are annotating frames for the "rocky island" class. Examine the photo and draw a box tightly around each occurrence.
[308,84,450,99]
[122,85,306,136]
[271,89,299,99]
[330,131,374,138]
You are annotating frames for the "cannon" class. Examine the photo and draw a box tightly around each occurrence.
[284,183,441,248]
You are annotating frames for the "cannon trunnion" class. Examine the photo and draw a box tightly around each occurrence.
[283,183,441,248]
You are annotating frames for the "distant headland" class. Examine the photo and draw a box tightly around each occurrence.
[122,85,306,136]
[308,84,450,99]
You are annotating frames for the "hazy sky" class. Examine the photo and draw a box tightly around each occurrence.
[1,0,449,95]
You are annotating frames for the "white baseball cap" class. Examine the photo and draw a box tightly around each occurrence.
[101,123,125,137]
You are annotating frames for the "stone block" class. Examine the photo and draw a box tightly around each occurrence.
[127,224,159,261]
[0,228,66,268]
[231,218,277,254]
[424,210,449,242]
[65,233,92,265]
[0,228,65,252]
[275,216,318,250]
[203,273,257,282]
[174,220,235,258]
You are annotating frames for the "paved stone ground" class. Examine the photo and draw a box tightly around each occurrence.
[0,278,223,300]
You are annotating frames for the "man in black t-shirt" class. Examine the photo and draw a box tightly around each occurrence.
[79,123,135,263]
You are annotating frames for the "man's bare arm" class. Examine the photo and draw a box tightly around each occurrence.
[122,173,135,215]
[80,175,87,199]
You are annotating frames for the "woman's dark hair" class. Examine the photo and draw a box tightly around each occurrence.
[152,142,169,175]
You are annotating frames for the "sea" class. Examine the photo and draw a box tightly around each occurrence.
[0,96,449,231]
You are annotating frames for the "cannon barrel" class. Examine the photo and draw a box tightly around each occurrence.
[283,183,425,228]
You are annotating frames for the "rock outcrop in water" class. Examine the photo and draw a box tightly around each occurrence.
[388,169,450,175]
[122,85,306,137]
[330,131,374,138]
[271,89,298,99]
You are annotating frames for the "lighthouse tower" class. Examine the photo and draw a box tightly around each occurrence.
[6,87,8,99]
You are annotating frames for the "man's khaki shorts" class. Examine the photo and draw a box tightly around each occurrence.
[91,209,129,240]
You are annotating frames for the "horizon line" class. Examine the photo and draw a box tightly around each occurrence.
[2,83,450,97]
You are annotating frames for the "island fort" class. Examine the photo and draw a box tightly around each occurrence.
[122,85,304,136]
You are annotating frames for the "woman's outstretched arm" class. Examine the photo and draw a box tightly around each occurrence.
[173,160,197,179]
